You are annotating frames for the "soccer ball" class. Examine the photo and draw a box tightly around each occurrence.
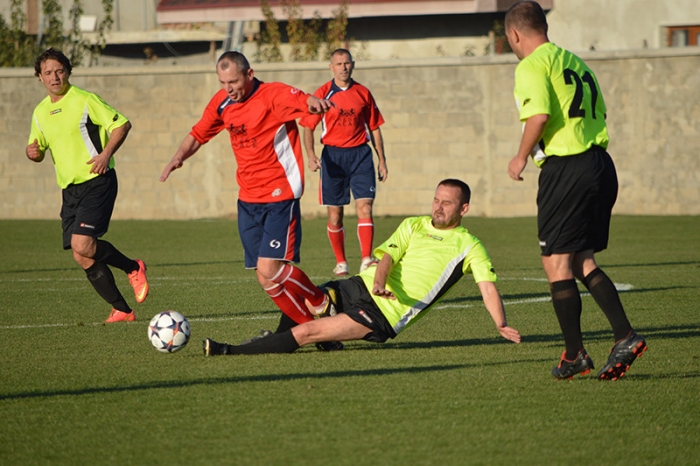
[148,311,191,353]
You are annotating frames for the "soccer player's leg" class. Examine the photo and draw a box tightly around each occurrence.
[254,200,328,322]
[321,147,352,274]
[64,174,135,321]
[349,145,378,271]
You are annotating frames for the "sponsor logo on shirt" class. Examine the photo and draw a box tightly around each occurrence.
[112,113,119,122]
[50,109,62,115]
[337,108,357,127]
[229,124,257,149]
[426,234,444,241]
[290,88,299,94]
[271,188,282,197]
[79,222,95,230]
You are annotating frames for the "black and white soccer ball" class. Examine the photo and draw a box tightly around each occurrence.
[148,311,191,353]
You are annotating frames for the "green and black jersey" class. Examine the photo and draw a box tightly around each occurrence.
[514,42,609,167]
[358,216,498,335]
[28,85,129,188]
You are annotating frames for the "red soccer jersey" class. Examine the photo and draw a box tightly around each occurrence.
[299,80,384,148]
[190,80,311,203]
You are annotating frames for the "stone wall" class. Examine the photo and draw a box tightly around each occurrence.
[1,47,699,220]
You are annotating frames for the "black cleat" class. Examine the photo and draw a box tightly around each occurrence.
[597,331,647,381]
[240,330,273,345]
[203,338,230,356]
[552,349,594,380]
[316,341,345,352]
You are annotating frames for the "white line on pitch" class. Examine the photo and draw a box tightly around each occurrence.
[0,280,634,330]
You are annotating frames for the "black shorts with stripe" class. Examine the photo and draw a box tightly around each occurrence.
[322,276,397,343]
[537,145,618,256]
[60,169,118,250]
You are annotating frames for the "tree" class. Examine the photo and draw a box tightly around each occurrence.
[0,0,114,68]
[323,0,348,58]
[283,0,323,61]
[0,0,37,67]
[255,0,349,63]
[256,0,283,62]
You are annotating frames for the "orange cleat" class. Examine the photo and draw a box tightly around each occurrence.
[105,308,135,323]
[128,259,149,303]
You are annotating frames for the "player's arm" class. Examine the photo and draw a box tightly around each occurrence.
[88,121,132,175]
[160,134,202,182]
[303,127,321,171]
[508,113,548,181]
[369,127,388,182]
[477,281,521,343]
[372,254,396,300]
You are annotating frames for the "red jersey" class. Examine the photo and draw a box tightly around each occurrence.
[190,80,311,203]
[299,80,384,148]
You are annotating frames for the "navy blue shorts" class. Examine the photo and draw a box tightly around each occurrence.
[237,199,302,269]
[319,144,376,206]
[537,146,618,255]
[60,169,118,250]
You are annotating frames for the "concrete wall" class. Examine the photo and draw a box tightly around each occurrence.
[2,47,699,220]
[547,0,700,52]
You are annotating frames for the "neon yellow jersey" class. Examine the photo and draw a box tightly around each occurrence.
[28,85,129,188]
[359,216,498,335]
[514,42,609,167]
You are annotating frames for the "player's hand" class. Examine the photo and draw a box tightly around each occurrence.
[508,156,527,181]
[26,139,44,162]
[308,97,335,114]
[87,152,110,174]
[159,158,183,182]
[497,324,521,343]
[307,155,321,171]
[372,285,396,300]
[377,162,388,182]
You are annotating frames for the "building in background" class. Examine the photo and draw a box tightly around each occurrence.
[1,0,698,66]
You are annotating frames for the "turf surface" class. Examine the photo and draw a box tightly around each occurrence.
[1,216,698,465]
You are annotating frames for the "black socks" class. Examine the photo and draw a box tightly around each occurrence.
[582,268,632,341]
[94,240,138,274]
[227,330,300,355]
[85,261,130,313]
[550,279,583,360]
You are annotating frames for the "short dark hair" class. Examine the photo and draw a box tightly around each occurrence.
[330,48,353,62]
[217,51,250,73]
[505,1,548,36]
[34,48,72,77]
[438,179,471,205]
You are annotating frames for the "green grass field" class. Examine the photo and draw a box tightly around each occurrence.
[1,216,698,465]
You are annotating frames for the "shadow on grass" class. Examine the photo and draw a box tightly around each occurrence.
[602,260,700,269]
[522,324,700,346]
[0,259,244,275]
[0,361,522,401]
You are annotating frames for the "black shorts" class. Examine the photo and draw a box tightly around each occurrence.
[60,169,118,250]
[322,276,397,343]
[537,146,618,256]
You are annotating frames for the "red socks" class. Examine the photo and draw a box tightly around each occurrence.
[357,218,374,259]
[327,223,346,264]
